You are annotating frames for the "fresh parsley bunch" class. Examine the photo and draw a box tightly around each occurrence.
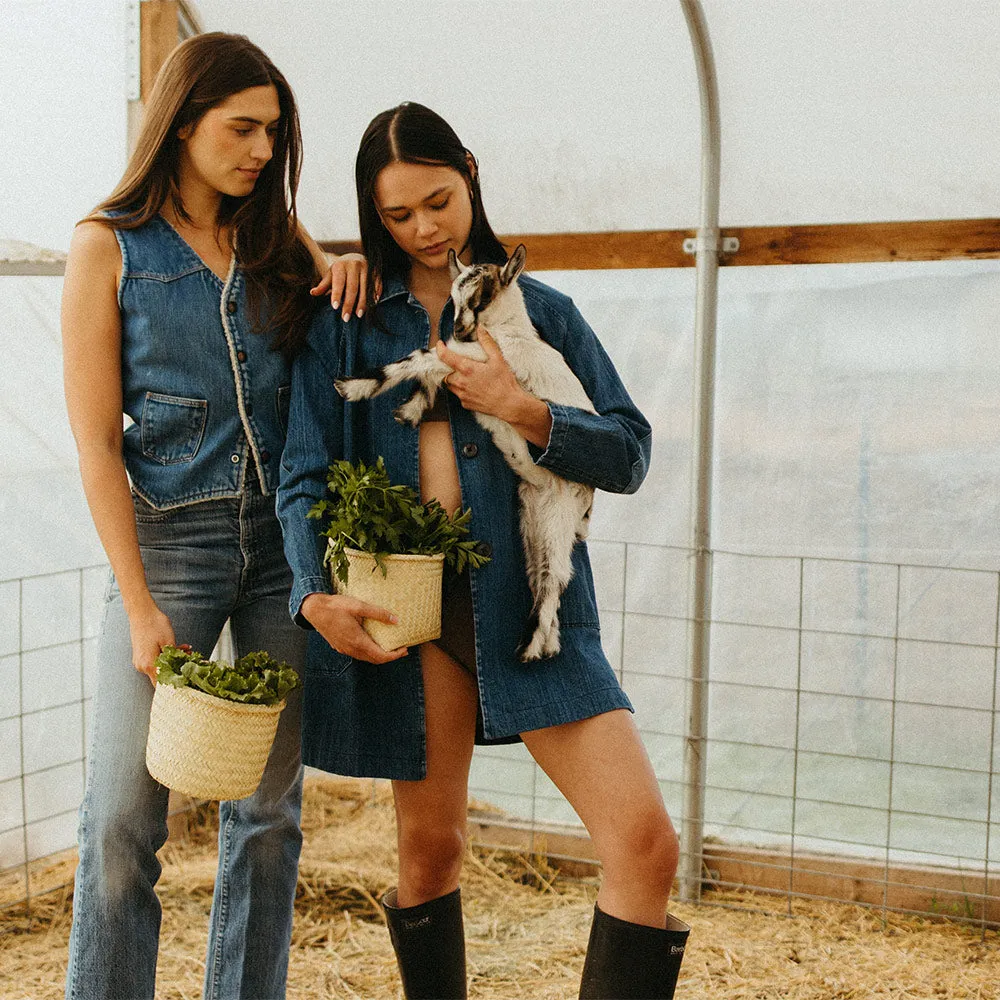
[307,457,492,584]
[154,645,299,706]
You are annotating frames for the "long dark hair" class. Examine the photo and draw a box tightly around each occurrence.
[356,102,507,324]
[87,32,317,356]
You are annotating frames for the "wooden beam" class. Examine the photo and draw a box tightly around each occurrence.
[320,218,1000,271]
[726,218,1000,266]
[140,0,180,102]
[469,814,1000,924]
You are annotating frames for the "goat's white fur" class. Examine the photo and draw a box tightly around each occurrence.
[335,245,595,660]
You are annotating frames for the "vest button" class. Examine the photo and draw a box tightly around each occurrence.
[461,443,479,459]
[231,454,240,464]
[260,450,271,463]
[237,350,247,363]
[227,301,237,314]
[474,541,493,558]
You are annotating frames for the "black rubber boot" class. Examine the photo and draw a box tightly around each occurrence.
[578,903,690,999]
[382,886,468,999]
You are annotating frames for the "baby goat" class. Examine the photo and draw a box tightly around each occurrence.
[334,244,595,661]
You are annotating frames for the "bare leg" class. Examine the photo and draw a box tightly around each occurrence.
[391,642,478,906]
[521,709,678,927]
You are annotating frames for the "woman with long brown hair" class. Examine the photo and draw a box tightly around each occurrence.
[61,32,365,1000]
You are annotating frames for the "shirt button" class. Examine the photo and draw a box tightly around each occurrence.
[237,350,247,362]
[227,301,237,314]
[461,443,479,459]
[231,454,240,464]
[260,450,271,463]
[475,541,493,558]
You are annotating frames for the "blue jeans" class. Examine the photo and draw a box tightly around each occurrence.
[66,485,307,1000]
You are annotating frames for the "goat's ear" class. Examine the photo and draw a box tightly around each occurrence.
[500,243,527,286]
[448,248,464,280]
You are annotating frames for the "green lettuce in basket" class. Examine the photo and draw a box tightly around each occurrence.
[154,645,299,706]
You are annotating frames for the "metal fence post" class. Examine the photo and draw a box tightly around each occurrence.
[679,0,723,903]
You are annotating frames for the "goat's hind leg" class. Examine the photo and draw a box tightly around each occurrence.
[393,383,438,427]
[517,482,579,662]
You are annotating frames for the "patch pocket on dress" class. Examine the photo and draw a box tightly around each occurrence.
[276,384,291,435]
[140,392,208,465]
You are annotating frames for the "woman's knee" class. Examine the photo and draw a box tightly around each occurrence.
[397,820,467,884]
[604,806,679,886]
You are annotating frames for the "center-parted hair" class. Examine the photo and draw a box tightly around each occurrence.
[355,102,507,326]
[87,32,317,357]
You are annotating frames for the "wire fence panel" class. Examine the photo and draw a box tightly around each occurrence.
[1,552,997,930]
[0,566,105,914]
[468,543,1000,932]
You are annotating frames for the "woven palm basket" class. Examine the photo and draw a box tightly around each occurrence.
[334,547,444,649]
[145,683,285,801]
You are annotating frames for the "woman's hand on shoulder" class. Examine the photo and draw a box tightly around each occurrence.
[301,592,408,663]
[310,252,368,322]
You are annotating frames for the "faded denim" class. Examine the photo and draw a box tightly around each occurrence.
[65,487,306,1000]
[113,214,292,509]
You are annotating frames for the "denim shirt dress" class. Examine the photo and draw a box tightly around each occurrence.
[277,273,651,780]
[114,214,290,506]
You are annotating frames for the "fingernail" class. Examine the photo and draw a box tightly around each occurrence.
[356,308,364,318]
[332,300,340,310]
[389,614,399,624]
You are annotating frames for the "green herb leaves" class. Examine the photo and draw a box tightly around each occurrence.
[307,457,492,584]
[154,645,300,706]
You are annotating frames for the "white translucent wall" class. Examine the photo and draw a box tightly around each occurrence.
[195,0,1000,236]
[0,276,102,580]
[5,0,1000,882]
[2,0,128,251]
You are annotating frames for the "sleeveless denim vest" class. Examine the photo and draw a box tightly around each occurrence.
[114,215,291,508]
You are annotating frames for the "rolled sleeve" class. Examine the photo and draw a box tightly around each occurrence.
[276,310,344,626]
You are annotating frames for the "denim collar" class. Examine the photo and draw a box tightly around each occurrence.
[379,272,411,303]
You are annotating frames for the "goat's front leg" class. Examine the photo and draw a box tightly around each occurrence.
[334,348,452,407]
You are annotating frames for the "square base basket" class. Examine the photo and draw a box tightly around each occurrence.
[145,683,285,800]
[335,547,445,649]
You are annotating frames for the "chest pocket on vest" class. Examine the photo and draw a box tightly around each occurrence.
[140,392,208,465]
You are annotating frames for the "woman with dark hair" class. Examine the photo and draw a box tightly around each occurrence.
[61,32,365,1000]
[277,102,689,999]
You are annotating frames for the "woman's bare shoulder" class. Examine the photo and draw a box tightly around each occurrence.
[67,221,122,283]
[70,220,120,256]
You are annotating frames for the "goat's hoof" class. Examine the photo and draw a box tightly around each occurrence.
[392,406,421,427]
[518,630,554,662]
[334,377,377,401]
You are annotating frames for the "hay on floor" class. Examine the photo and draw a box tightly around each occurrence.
[1,775,998,999]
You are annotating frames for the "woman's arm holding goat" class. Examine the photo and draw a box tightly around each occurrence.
[531,301,652,495]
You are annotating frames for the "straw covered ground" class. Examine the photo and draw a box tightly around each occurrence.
[1,775,997,999]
